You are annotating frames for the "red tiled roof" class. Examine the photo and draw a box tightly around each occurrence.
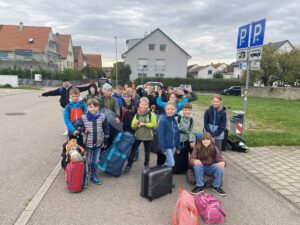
[54,34,72,59]
[73,46,83,60]
[84,54,102,68]
[0,25,51,52]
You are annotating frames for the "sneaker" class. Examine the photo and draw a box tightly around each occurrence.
[90,176,103,185]
[62,130,68,136]
[191,186,205,195]
[212,186,226,196]
[124,166,131,174]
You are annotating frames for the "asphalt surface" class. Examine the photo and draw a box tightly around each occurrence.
[0,88,299,225]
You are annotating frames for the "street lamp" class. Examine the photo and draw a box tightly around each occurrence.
[114,36,118,86]
[141,65,147,85]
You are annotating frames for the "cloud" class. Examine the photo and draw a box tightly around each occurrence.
[0,0,299,66]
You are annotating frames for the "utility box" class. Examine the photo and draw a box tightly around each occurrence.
[230,110,245,135]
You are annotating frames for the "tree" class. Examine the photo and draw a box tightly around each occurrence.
[259,45,279,86]
[213,71,223,79]
[111,62,131,84]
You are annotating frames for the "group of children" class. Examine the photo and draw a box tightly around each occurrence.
[41,79,227,196]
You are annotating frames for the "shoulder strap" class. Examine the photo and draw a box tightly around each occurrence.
[177,114,181,124]
[189,117,193,130]
[147,111,151,122]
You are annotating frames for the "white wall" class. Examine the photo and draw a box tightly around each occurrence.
[124,30,189,80]
[276,42,294,54]
[197,66,216,79]
[0,75,18,87]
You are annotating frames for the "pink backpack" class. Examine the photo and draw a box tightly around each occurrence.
[171,188,199,225]
[194,193,225,224]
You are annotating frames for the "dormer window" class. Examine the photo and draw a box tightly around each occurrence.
[28,38,34,44]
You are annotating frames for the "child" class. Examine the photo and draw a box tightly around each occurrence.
[112,85,124,107]
[80,99,109,185]
[84,83,100,104]
[157,102,180,168]
[204,94,227,151]
[124,97,157,174]
[157,90,188,114]
[40,78,89,135]
[189,132,226,196]
[120,90,137,133]
[64,87,87,146]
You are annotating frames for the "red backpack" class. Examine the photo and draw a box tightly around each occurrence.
[67,103,84,123]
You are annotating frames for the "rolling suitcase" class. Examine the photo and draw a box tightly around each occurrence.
[141,165,173,201]
[66,161,84,193]
[173,145,189,174]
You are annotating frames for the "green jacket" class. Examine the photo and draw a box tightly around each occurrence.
[178,116,195,143]
[84,94,101,104]
[99,95,120,117]
[131,111,157,140]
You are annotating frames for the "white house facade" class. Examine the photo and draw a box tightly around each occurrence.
[122,28,191,81]
[197,65,217,79]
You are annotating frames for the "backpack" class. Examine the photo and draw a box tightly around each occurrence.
[177,115,193,130]
[66,103,85,123]
[171,188,199,225]
[227,134,250,152]
[194,193,225,224]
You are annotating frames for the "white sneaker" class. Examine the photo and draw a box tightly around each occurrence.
[62,130,68,136]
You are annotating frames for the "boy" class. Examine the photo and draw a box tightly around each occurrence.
[112,85,124,107]
[120,90,137,133]
[124,97,157,174]
[64,87,87,146]
[80,99,109,185]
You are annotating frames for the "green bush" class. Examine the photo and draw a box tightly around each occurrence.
[134,77,243,92]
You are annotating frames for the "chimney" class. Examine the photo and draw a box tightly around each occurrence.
[19,22,24,31]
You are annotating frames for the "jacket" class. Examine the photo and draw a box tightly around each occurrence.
[81,112,109,148]
[189,144,224,166]
[113,93,123,107]
[156,96,188,113]
[204,106,227,139]
[131,111,157,141]
[42,84,89,108]
[120,99,137,133]
[177,115,195,143]
[64,100,87,133]
[157,115,180,153]
[99,95,120,117]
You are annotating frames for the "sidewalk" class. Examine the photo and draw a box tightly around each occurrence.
[223,146,300,210]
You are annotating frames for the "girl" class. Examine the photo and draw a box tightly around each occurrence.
[204,94,227,151]
[124,97,157,174]
[84,83,100,104]
[156,90,188,113]
[157,102,180,168]
[189,132,226,196]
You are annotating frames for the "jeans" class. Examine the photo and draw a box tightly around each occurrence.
[193,163,224,188]
[164,148,176,167]
[85,146,101,179]
[215,139,223,151]
[127,140,151,168]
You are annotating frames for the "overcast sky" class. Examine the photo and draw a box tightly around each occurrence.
[1,0,299,66]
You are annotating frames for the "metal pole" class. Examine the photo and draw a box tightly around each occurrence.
[242,47,251,138]
[141,67,144,85]
[114,36,118,86]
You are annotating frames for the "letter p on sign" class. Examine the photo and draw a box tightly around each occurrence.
[250,19,266,47]
[237,24,250,49]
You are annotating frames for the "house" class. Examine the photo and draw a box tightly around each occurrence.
[54,34,74,71]
[84,54,102,69]
[197,65,217,79]
[264,40,295,54]
[0,22,59,70]
[212,63,228,72]
[229,62,241,79]
[102,67,113,77]
[121,28,191,80]
[73,46,84,71]
[188,65,202,77]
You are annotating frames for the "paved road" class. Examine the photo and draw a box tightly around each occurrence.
[0,88,299,225]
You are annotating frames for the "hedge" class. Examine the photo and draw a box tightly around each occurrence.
[134,77,244,92]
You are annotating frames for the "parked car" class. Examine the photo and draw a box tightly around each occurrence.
[144,81,163,91]
[178,84,192,91]
[98,77,111,87]
[221,86,241,96]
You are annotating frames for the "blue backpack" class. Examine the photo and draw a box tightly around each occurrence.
[98,132,135,177]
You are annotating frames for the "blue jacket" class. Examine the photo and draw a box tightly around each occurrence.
[113,93,123,107]
[64,99,87,133]
[157,115,180,153]
[156,96,188,113]
[204,106,227,138]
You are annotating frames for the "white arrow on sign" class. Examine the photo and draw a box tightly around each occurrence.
[237,49,248,61]
[249,47,262,61]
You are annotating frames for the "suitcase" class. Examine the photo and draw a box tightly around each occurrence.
[141,165,173,201]
[173,145,189,174]
[98,132,135,177]
[150,129,160,153]
[66,161,84,193]
[221,129,228,151]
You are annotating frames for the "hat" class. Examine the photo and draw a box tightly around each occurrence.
[102,83,112,91]
[195,132,202,139]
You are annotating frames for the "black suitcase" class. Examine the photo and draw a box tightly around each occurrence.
[150,129,160,153]
[173,146,189,174]
[141,165,173,201]
[221,128,229,151]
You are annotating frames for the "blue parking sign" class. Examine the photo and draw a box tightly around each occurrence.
[237,24,250,49]
[250,19,266,47]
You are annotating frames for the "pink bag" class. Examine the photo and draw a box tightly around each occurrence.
[171,188,199,225]
[66,161,84,193]
[194,193,225,224]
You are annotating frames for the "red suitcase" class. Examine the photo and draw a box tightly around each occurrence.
[66,161,84,193]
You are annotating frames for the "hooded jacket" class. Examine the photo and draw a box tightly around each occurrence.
[64,99,87,133]
[204,106,227,139]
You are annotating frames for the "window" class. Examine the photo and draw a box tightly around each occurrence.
[208,70,212,75]
[0,52,8,60]
[67,61,70,67]
[138,73,147,78]
[155,73,164,78]
[137,58,148,70]
[155,59,166,71]
[148,44,155,51]
[160,44,166,51]
[28,38,34,44]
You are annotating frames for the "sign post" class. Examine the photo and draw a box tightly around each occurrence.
[236,18,266,137]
